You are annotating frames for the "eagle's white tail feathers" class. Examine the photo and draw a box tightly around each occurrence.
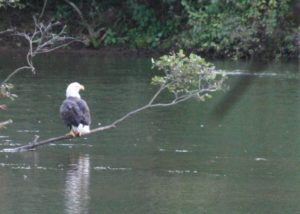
[72,124,90,135]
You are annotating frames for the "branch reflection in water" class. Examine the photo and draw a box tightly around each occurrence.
[64,154,90,214]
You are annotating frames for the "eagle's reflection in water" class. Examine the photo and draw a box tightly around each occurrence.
[64,154,90,214]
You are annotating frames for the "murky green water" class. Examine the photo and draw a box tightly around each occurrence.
[0,52,299,213]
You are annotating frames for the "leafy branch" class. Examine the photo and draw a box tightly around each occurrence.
[2,51,227,152]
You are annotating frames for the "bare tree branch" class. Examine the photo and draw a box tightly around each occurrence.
[1,66,32,86]
[1,18,77,86]
[0,28,15,35]
[64,0,84,21]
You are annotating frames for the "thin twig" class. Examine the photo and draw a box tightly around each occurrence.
[0,28,15,35]
[38,0,48,20]
[1,66,32,85]
[64,0,84,21]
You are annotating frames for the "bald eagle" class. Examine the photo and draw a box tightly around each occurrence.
[60,82,91,137]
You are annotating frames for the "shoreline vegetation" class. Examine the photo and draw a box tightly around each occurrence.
[0,0,299,60]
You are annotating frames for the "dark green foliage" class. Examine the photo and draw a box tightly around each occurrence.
[0,0,298,59]
[179,0,298,59]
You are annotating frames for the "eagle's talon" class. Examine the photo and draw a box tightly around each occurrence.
[0,125,7,129]
[66,130,77,137]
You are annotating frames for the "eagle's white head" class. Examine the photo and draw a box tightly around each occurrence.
[66,82,85,98]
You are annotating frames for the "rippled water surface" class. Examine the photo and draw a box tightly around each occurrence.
[0,52,299,213]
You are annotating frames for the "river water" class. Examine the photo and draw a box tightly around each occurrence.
[0,52,299,213]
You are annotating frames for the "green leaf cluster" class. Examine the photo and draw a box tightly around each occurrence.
[179,0,298,59]
[151,50,226,100]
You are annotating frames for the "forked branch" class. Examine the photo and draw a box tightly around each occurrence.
[0,16,79,102]
[1,17,77,85]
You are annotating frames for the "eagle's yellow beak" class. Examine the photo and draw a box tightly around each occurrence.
[80,84,85,91]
